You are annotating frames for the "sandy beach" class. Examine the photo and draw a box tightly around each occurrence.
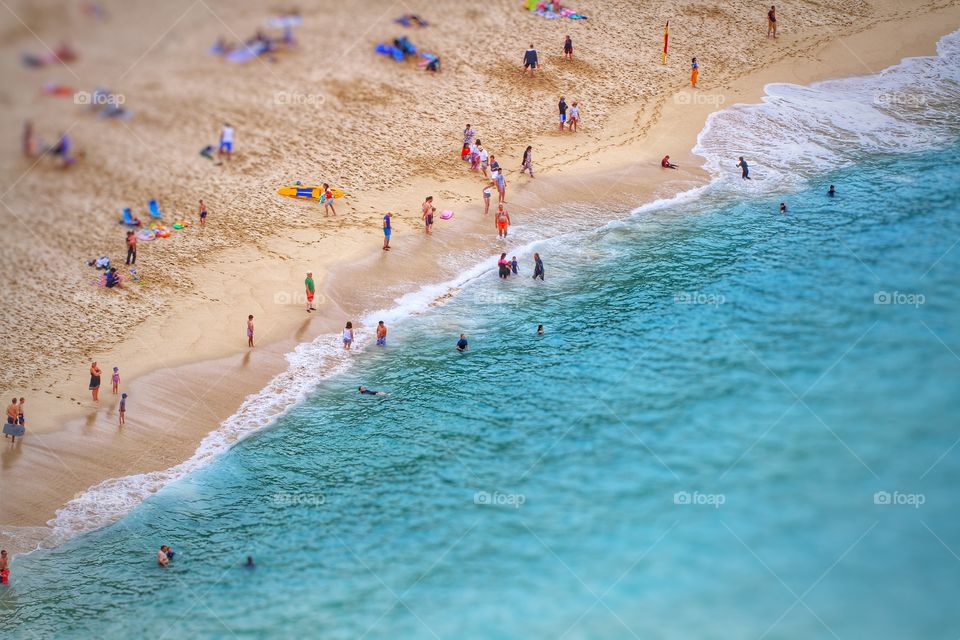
[2,0,959,555]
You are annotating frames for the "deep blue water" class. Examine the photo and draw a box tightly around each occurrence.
[3,139,959,638]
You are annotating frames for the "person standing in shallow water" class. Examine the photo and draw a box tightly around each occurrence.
[533,253,544,281]
[342,321,354,350]
[737,156,751,179]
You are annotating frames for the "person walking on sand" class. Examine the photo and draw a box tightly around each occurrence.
[563,35,573,60]
[247,315,255,347]
[521,146,535,178]
[125,230,137,265]
[533,252,545,281]
[558,96,568,131]
[496,205,511,239]
[463,123,475,146]
[737,156,751,180]
[342,321,354,350]
[219,123,234,161]
[111,367,120,394]
[305,272,316,312]
[89,362,102,401]
[478,143,489,178]
[767,6,777,38]
[494,169,507,204]
[382,212,392,251]
[376,320,387,346]
[199,199,208,227]
[523,43,539,75]
[17,397,25,430]
[119,393,127,425]
[422,196,435,235]
[322,183,337,216]
[482,184,492,216]
[691,57,699,88]
[569,102,581,132]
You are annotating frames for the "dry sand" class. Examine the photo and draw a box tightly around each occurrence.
[1,0,959,553]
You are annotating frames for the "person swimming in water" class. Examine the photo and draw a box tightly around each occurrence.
[245,556,255,568]
[456,334,469,352]
[828,185,836,197]
[780,202,787,214]
[537,324,544,335]
[358,386,388,396]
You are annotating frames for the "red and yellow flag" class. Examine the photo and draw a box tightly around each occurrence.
[662,21,669,64]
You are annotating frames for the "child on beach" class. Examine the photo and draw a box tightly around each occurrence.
[691,57,699,88]
[199,199,208,226]
[247,315,254,347]
[521,146,534,178]
[119,393,127,425]
[305,271,317,311]
[568,102,580,132]
[511,256,519,275]
[482,184,492,215]
[376,321,387,346]
[563,35,573,60]
[111,367,120,394]
[343,321,354,350]
[322,183,337,216]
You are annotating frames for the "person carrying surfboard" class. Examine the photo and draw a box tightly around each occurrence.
[322,183,337,216]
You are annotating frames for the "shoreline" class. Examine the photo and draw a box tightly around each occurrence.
[3,3,960,555]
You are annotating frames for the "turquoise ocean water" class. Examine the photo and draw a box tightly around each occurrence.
[4,32,960,640]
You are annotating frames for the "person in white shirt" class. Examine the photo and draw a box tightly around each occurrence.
[568,102,580,132]
[478,145,489,177]
[219,123,234,160]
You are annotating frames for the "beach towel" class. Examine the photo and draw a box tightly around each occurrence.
[375,43,405,62]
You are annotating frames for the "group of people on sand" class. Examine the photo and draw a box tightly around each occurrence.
[87,362,128,424]
[4,397,26,443]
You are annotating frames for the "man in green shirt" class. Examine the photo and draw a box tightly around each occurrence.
[305,272,316,312]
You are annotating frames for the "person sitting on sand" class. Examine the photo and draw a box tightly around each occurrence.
[661,155,678,169]
[105,267,122,288]
[523,43,539,75]
[358,386,388,396]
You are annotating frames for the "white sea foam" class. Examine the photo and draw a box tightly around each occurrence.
[694,29,960,190]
